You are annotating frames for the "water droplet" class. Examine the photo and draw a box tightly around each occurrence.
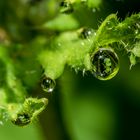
[79,27,94,39]
[11,113,31,126]
[41,76,56,93]
[91,48,119,80]
[60,1,74,14]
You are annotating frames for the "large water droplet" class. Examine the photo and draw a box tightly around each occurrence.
[11,113,31,127]
[41,76,56,93]
[91,48,119,80]
[59,1,74,14]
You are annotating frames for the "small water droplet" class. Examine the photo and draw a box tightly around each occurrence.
[60,1,74,14]
[41,76,56,93]
[11,113,31,127]
[91,48,119,80]
[79,27,94,39]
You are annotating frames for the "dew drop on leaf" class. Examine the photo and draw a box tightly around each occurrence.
[91,48,119,80]
[59,1,74,14]
[41,76,56,93]
[11,113,31,127]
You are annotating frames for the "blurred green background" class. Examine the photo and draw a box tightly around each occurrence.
[0,0,140,140]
